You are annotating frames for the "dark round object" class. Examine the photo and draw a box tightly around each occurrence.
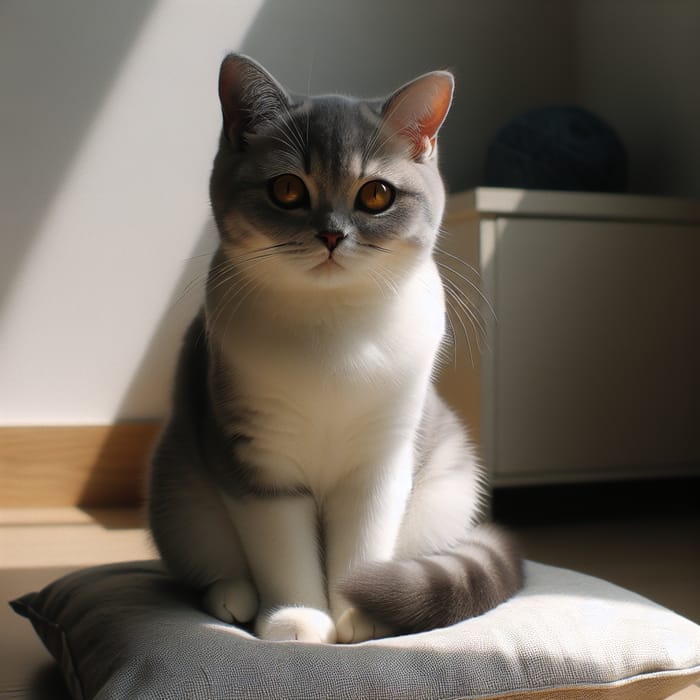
[484,106,627,192]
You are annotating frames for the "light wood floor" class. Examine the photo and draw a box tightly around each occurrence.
[1,505,699,698]
[513,513,700,625]
[493,479,700,625]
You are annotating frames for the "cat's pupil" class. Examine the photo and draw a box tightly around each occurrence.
[356,180,395,214]
[269,174,307,209]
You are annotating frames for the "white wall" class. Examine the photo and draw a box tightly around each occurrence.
[0,0,265,424]
[1,0,698,425]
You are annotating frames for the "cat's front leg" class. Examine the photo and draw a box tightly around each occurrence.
[324,444,414,642]
[222,493,335,643]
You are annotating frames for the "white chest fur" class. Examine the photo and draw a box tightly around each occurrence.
[213,262,445,495]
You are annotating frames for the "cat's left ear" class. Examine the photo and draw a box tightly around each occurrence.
[382,71,454,161]
[218,53,291,148]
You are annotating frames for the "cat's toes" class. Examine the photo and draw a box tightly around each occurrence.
[257,607,337,644]
[203,578,258,624]
[336,607,392,643]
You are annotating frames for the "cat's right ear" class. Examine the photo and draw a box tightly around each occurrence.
[218,54,290,148]
[382,71,454,161]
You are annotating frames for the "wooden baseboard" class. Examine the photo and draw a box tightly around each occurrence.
[0,423,160,507]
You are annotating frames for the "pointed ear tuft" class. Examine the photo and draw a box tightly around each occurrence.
[382,71,454,161]
[218,53,290,148]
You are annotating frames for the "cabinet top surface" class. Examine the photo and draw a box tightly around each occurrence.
[446,187,700,224]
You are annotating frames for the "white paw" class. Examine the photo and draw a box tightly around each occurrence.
[336,607,392,644]
[257,607,337,643]
[203,578,258,624]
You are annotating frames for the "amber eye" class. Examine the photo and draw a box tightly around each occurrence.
[269,174,308,209]
[356,180,395,214]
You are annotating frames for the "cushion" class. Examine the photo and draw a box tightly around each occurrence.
[10,560,700,700]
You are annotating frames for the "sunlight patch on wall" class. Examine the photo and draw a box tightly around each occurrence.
[0,0,265,424]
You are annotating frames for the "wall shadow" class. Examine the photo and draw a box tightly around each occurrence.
[0,0,159,313]
[27,663,71,700]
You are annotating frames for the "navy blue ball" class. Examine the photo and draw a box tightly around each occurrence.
[484,106,628,192]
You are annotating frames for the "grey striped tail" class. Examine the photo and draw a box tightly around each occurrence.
[338,524,523,634]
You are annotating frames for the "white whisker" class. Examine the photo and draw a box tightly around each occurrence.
[444,291,476,368]
[442,276,488,347]
[435,253,496,322]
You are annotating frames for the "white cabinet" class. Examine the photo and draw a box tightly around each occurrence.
[438,188,700,486]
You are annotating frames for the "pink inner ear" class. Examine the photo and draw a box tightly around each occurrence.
[383,72,454,160]
[416,79,453,153]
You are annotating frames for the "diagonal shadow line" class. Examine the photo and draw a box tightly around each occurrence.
[0,0,160,314]
[115,218,219,421]
[78,217,218,508]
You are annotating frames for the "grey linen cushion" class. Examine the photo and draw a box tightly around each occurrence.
[10,560,700,700]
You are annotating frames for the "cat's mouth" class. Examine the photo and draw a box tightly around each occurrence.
[311,256,345,272]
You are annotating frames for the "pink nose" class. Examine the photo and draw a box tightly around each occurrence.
[317,231,346,252]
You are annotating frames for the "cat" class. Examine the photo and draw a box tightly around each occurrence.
[148,53,522,644]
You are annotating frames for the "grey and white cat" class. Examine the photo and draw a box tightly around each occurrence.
[148,54,522,644]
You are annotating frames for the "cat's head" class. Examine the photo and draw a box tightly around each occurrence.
[209,54,453,295]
